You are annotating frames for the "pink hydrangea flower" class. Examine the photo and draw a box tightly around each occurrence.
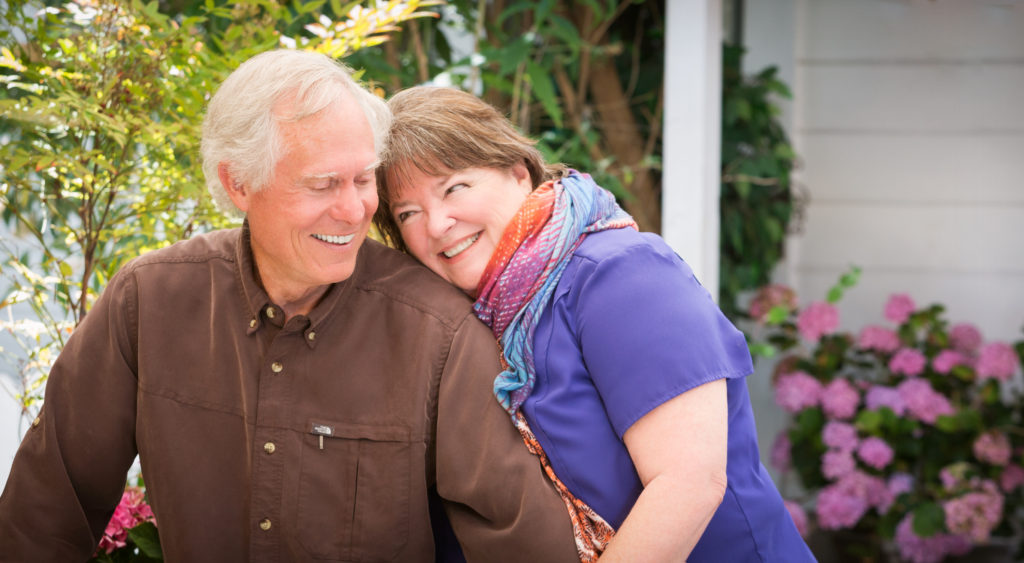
[748,284,798,322]
[973,431,1012,466]
[888,472,914,498]
[796,301,839,342]
[841,470,892,512]
[942,480,1004,543]
[97,487,157,555]
[889,348,927,377]
[783,499,809,538]
[1000,465,1024,493]
[898,379,955,424]
[857,325,901,354]
[770,432,791,473]
[822,449,856,480]
[815,483,869,530]
[932,349,968,374]
[864,385,906,415]
[821,378,860,419]
[884,293,916,324]
[822,421,859,451]
[895,513,971,563]
[774,371,823,413]
[857,437,894,470]
[949,323,983,353]
[976,342,1020,381]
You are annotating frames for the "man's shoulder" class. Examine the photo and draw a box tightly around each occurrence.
[124,228,239,273]
[355,240,476,327]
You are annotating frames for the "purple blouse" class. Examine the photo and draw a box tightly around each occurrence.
[523,228,814,561]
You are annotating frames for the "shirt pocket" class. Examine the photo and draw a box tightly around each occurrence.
[297,419,411,561]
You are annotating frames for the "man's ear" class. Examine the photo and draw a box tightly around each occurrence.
[219,163,250,213]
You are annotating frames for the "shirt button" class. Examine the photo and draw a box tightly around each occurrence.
[31,416,41,428]
[249,318,257,328]
[307,331,316,341]
[259,518,272,531]
[264,442,276,454]
[271,362,283,373]
[265,306,276,319]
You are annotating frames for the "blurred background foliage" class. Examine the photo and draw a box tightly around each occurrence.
[0,0,796,417]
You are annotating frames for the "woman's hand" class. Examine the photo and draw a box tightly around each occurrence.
[599,378,729,562]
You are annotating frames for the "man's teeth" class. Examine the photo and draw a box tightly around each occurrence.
[313,233,355,245]
[443,233,480,258]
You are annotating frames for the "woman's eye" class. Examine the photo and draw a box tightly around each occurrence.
[445,183,468,196]
[396,210,416,224]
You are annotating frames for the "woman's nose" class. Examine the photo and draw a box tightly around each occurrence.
[426,210,455,238]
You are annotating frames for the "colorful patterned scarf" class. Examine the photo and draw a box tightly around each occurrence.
[473,171,637,561]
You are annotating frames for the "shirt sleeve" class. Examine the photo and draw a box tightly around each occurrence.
[435,313,577,563]
[0,268,140,560]
[572,235,753,439]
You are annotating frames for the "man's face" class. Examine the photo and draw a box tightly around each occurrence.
[234,96,378,305]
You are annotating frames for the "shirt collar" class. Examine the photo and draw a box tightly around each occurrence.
[235,220,359,348]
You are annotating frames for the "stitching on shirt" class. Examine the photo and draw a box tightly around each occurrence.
[137,384,246,418]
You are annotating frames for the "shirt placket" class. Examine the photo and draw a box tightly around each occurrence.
[249,303,294,561]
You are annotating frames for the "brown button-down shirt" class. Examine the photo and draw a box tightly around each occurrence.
[0,227,576,562]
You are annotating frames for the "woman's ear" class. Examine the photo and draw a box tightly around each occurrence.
[219,163,250,213]
[510,161,533,193]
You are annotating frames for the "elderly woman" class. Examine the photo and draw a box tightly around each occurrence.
[375,86,814,562]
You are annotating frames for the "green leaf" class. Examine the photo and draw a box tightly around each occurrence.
[525,61,563,128]
[126,522,162,558]
[911,502,945,537]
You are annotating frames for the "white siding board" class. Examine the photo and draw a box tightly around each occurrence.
[797,203,1024,272]
[800,65,1024,132]
[802,1,1024,60]
[799,133,1024,203]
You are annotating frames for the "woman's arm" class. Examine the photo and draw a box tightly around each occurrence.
[598,378,729,562]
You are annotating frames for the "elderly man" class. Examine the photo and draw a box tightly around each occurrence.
[0,50,575,562]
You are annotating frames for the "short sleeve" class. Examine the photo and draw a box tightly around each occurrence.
[572,233,753,438]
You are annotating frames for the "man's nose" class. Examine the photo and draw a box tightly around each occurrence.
[328,183,368,222]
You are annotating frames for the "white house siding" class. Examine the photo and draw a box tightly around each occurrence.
[743,0,1024,485]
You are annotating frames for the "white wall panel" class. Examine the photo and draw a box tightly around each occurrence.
[799,133,1024,203]
[801,64,1024,132]
[797,203,1024,272]
[802,0,1024,60]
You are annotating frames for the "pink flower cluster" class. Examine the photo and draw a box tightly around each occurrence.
[857,437,894,470]
[748,284,798,322]
[857,325,900,353]
[770,432,791,473]
[821,378,859,419]
[97,487,156,554]
[796,301,839,342]
[774,371,822,413]
[864,385,906,415]
[889,348,927,377]
[973,431,1011,466]
[942,480,1004,543]
[931,349,968,374]
[976,342,1020,381]
[897,379,954,424]
[816,470,891,529]
[949,323,983,353]
[822,421,858,451]
[1000,465,1024,493]
[894,513,970,563]
[884,293,916,324]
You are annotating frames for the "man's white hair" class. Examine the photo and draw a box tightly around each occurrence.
[200,49,391,216]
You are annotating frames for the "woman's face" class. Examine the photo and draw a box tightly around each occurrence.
[389,163,533,295]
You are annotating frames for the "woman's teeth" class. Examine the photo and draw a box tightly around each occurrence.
[443,233,480,258]
[313,233,355,245]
